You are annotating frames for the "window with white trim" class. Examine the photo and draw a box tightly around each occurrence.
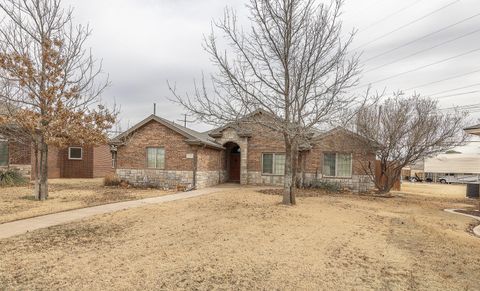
[262,153,285,175]
[147,147,165,169]
[323,153,352,177]
[68,147,83,160]
[0,140,8,166]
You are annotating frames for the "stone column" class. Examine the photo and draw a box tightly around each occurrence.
[240,137,248,185]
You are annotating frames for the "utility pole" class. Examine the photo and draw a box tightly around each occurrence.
[177,114,195,128]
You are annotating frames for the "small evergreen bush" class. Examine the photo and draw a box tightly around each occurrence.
[0,169,28,187]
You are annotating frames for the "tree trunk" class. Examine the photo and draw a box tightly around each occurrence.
[34,141,48,201]
[283,138,296,205]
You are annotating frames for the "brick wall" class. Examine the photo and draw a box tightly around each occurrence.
[9,140,31,165]
[93,145,114,178]
[31,146,62,179]
[115,120,226,189]
[60,146,94,178]
[197,147,225,171]
[213,118,376,190]
[245,123,285,172]
[117,120,195,171]
[304,129,376,176]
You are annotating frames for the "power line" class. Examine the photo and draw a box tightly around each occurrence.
[440,102,480,111]
[358,47,480,88]
[363,11,480,63]
[405,68,480,91]
[365,27,480,73]
[433,90,480,100]
[354,0,460,50]
[430,83,480,97]
[358,0,425,33]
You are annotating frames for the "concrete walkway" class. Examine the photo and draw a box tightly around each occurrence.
[0,187,223,240]
[445,209,480,237]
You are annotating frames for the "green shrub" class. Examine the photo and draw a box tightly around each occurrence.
[0,169,28,187]
[307,179,342,192]
[103,173,121,187]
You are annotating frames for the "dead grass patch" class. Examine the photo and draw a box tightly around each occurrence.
[1,187,479,290]
[0,179,171,223]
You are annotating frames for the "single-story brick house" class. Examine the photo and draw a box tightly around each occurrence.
[0,138,113,179]
[111,110,377,191]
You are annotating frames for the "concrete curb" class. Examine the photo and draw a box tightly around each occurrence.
[0,187,223,240]
[445,209,480,237]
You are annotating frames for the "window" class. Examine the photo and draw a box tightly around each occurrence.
[262,153,285,175]
[323,153,352,178]
[147,147,165,169]
[0,140,8,166]
[68,147,83,160]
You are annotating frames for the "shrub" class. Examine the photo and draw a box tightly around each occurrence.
[103,173,121,187]
[307,179,342,192]
[0,169,28,187]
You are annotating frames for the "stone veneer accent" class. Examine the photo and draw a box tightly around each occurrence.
[247,171,374,193]
[116,169,228,190]
[214,128,249,185]
[1,165,32,179]
[197,170,228,189]
[117,169,194,189]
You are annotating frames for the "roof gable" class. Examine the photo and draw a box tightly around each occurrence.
[312,126,380,149]
[111,115,224,150]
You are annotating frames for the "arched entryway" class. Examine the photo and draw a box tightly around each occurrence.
[224,142,241,183]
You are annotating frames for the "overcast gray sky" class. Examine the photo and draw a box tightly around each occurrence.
[63,0,480,140]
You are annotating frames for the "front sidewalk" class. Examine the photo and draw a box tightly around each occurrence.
[0,187,223,240]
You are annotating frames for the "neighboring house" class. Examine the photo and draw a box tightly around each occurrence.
[111,110,377,191]
[0,139,113,179]
[424,153,480,182]
[465,124,480,136]
[0,138,32,177]
[406,124,480,182]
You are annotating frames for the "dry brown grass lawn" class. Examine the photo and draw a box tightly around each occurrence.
[1,186,479,290]
[0,179,170,223]
[399,182,467,199]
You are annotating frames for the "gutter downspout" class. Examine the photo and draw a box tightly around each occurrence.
[193,147,198,189]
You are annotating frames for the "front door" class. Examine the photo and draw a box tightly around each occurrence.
[229,153,241,182]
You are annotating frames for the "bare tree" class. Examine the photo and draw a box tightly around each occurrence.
[0,0,116,200]
[356,93,468,194]
[169,0,364,205]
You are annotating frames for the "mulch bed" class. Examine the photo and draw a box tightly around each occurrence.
[454,209,480,218]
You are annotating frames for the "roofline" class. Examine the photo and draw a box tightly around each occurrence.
[465,124,480,136]
[111,115,224,150]
[209,108,274,136]
[465,128,480,136]
[313,126,381,149]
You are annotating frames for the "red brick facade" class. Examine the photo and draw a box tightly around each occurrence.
[117,120,196,171]
[113,113,376,190]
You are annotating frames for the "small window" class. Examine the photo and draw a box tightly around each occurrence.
[323,153,352,178]
[262,153,285,175]
[0,140,8,166]
[147,147,165,169]
[68,147,83,160]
